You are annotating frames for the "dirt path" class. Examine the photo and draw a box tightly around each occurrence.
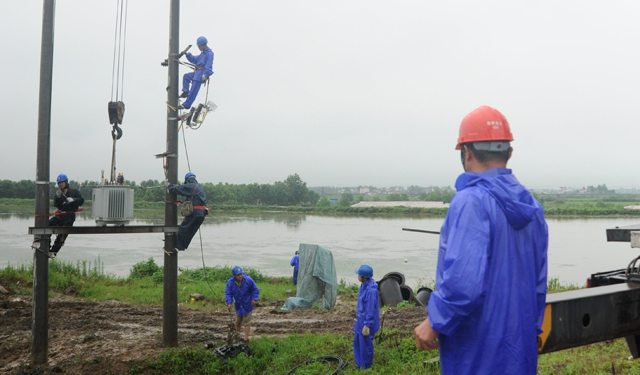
[0,293,427,374]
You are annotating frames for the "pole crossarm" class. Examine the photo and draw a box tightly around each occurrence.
[29,225,179,235]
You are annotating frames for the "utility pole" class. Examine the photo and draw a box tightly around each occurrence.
[32,0,55,365]
[163,0,180,347]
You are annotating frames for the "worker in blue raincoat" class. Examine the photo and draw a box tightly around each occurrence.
[178,36,214,109]
[353,264,380,369]
[290,250,300,285]
[225,266,260,341]
[165,172,207,251]
[414,106,548,375]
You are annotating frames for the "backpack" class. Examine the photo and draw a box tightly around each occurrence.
[180,183,198,216]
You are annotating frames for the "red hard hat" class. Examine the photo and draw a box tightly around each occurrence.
[455,105,514,150]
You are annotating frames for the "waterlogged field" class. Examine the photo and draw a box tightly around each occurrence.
[1,259,640,374]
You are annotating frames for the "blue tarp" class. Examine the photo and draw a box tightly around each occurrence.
[281,243,337,310]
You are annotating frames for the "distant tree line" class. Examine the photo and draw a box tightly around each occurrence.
[0,174,320,207]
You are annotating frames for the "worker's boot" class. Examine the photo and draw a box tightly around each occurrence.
[179,91,189,98]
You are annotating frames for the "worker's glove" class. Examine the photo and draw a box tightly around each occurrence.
[56,190,63,198]
[66,197,74,203]
[201,75,208,82]
[362,326,370,337]
[164,181,170,188]
[227,303,232,312]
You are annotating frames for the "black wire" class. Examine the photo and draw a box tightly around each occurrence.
[284,356,347,375]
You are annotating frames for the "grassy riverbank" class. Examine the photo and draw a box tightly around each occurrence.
[1,260,639,374]
[4,196,640,217]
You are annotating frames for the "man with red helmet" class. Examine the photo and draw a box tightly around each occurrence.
[414,106,548,374]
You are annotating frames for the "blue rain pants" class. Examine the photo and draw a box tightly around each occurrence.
[176,210,205,250]
[353,333,374,369]
[181,72,203,109]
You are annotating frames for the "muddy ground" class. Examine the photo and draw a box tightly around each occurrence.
[0,292,428,374]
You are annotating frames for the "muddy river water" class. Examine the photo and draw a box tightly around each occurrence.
[2,211,639,288]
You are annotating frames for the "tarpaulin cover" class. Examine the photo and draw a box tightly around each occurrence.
[281,244,337,310]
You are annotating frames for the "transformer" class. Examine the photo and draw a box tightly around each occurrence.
[92,185,134,226]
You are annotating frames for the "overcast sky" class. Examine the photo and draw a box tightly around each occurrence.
[2,0,640,190]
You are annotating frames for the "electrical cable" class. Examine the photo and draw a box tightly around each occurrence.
[180,124,192,172]
[284,356,347,375]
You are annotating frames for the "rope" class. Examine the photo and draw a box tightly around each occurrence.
[198,228,222,303]
[181,124,192,172]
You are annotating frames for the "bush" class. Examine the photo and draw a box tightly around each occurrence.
[129,258,162,280]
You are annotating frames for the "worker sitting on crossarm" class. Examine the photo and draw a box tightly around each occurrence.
[178,36,214,110]
[165,172,207,251]
[49,173,84,257]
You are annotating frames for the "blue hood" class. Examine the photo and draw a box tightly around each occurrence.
[455,168,539,230]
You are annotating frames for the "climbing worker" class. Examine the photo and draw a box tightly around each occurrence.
[225,266,260,342]
[178,36,214,110]
[49,173,84,257]
[413,105,548,375]
[353,264,380,370]
[165,172,207,251]
[290,250,300,285]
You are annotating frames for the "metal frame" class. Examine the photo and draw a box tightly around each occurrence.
[29,225,178,235]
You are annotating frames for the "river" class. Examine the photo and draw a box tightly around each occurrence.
[1,210,639,289]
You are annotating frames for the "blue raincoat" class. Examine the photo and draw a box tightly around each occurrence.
[181,47,214,108]
[353,278,380,369]
[167,176,207,250]
[225,273,260,316]
[290,254,299,285]
[427,168,548,375]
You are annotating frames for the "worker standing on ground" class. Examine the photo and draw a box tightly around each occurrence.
[225,266,260,342]
[49,173,84,257]
[290,250,299,285]
[353,264,380,370]
[414,105,548,374]
[165,172,207,251]
[178,36,214,110]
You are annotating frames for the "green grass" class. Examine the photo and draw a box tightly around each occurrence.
[0,258,292,307]
[6,195,640,217]
[3,260,640,374]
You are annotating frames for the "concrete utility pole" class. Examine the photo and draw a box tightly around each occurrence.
[163,0,180,347]
[32,0,56,365]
